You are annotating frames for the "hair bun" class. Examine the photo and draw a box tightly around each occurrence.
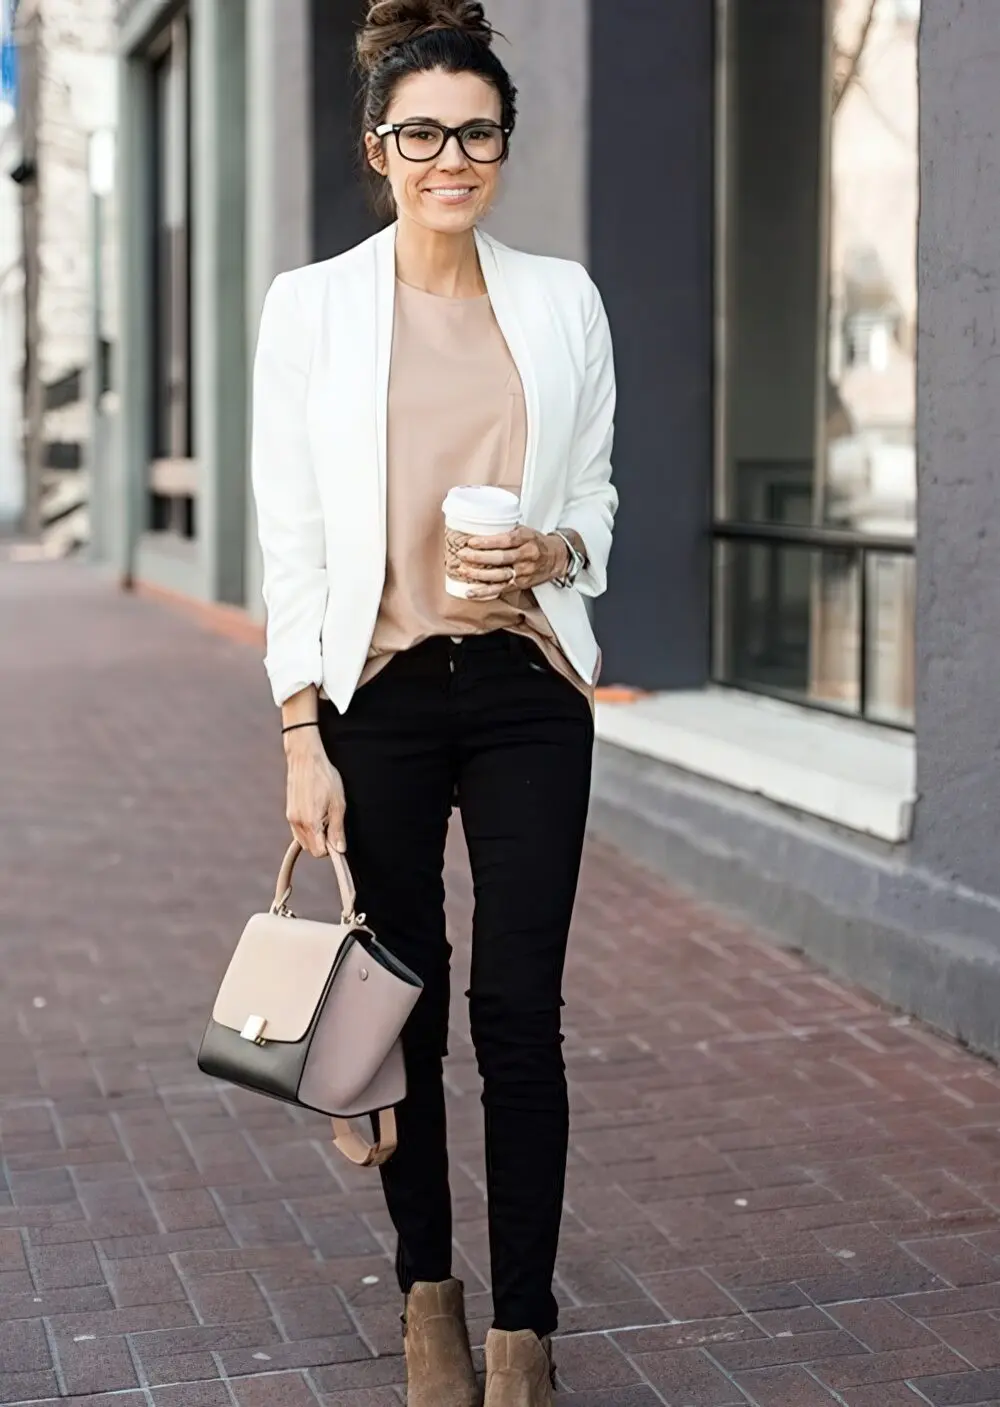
[357,0,494,74]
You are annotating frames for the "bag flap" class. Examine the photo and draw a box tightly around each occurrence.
[213,911,354,1044]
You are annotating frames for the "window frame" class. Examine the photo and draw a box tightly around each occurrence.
[710,0,915,731]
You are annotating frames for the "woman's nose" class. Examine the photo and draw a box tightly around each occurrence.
[436,136,469,171]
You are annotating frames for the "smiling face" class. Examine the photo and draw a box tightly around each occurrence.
[365,68,505,235]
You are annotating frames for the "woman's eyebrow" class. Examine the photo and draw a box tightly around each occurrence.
[395,115,498,125]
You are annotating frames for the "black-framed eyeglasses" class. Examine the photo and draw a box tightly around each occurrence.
[374,120,512,164]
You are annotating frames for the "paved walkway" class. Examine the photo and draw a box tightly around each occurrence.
[3,560,1000,1406]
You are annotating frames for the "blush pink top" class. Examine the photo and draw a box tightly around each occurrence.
[359,280,591,698]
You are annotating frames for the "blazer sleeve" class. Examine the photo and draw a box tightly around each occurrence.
[559,271,619,598]
[251,273,329,706]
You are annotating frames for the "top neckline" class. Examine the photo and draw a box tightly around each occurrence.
[396,279,490,305]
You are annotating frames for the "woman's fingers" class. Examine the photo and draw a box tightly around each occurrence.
[463,564,521,583]
[289,817,328,858]
[286,752,347,859]
[325,768,348,855]
[459,545,521,567]
[326,801,347,855]
[464,526,532,551]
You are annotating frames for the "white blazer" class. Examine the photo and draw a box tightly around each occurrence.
[251,222,618,712]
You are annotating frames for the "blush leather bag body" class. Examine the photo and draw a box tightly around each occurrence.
[197,840,422,1167]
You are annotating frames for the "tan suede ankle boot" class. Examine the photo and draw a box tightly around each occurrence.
[402,1279,481,1407]
[483,1329,556,1407]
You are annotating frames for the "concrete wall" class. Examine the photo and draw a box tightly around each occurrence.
[912,0,1000,900]
[483,0,589,263]
[192,0,247,606]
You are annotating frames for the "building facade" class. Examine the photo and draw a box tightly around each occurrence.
[9,0,117,549]
[1,0,22,529]
[103,0,1000,1055]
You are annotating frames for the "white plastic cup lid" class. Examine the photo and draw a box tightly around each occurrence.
[442,485,521,526]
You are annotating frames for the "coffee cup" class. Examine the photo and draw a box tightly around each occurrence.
[442,486,521,599]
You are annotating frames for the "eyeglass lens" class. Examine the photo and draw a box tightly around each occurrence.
[397,123,505,163]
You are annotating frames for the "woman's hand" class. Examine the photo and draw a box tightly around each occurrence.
[457,527,571,599]
[284,729,347,857]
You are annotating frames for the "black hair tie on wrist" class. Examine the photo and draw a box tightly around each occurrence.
[282,721,320,735]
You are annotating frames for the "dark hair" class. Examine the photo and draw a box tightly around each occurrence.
[357,0,518,218]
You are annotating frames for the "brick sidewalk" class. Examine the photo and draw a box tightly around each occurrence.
[3,561,1000,1406]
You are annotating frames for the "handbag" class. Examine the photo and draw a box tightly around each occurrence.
[197,839,422,1167]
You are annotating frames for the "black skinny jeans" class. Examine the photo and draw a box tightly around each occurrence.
[318,632,594,1338]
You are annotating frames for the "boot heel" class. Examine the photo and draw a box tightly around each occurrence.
[484,1329,555,1406]
[403,1279,481,1407]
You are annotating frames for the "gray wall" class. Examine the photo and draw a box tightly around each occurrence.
[193,0,248,607]
[483,0,589,263]
[589,0,715,690]
[912,0,1000,898]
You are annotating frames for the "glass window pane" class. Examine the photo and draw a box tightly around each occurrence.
[717,541,860,715]
[717,0,827,528]
[713,0,917,728]
[865,551,915,726]
[824,0,917,542]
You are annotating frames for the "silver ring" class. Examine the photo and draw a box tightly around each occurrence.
[507,565,517,586]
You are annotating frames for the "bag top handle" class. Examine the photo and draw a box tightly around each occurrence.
[272,839,358,925]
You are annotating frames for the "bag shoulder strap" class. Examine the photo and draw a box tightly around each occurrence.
[331,1108,397,1168]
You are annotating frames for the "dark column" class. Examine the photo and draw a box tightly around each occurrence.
[911,0,1000,898]
[588,0,715,690]
[310,0,380,259]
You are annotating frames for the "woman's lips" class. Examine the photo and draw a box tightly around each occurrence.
[423,187,477,204]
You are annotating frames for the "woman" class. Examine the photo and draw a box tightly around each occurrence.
[251,3,616,1403]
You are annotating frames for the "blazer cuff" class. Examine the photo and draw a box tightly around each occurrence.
[265,654,325,708]
[558,506,611,598]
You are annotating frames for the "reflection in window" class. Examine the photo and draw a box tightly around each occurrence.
[826,0,917,537]
[713,0,917,727]
[818,0,917,720]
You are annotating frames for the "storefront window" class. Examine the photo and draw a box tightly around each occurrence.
[148,11,195,538]
[714,0,917,727]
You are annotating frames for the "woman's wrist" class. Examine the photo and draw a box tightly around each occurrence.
[547,529,587,585]
[545,533,572,583]
[281,685,321,757]
[284,726,323,761]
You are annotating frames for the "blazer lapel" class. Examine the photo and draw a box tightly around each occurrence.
[374,223,398,551]
[475,229,541,520]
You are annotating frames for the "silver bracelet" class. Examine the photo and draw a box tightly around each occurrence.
[552,530,585,589]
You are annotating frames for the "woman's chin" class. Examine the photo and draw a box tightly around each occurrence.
[406,198,483,235]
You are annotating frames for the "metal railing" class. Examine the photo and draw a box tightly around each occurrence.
[712,520,916,729]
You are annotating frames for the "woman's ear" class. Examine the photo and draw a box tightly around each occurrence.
[364,132,388,176]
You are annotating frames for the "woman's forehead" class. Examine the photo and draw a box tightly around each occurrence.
[387,69,501,124]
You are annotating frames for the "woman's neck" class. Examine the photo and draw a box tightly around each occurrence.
[393,218,486,299]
